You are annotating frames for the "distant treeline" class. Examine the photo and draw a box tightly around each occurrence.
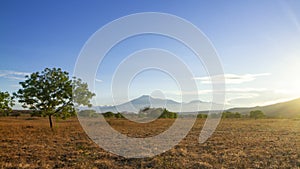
[77,108,178,119]
[198,110,265,119]
[1,108,266,120]
[0,110,32,118]
[77,108,266,119]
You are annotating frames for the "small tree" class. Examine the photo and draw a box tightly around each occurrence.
[78,109,98,117]
[14,68,95,129]
[250,110,265,119]
[234,112,241,118]
[159,108,177,119]
[115,112,124,119]
[221,111,241,118]
[0,91,15,116]
[103,111,115,118]
[197,113,208,118]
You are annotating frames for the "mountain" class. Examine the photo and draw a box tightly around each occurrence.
[93,96,300,118]
[228,98,300,118]
[95,95,220,113]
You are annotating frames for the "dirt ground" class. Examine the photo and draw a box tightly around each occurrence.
[0,116,299,168]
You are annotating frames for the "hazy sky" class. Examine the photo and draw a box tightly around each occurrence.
[1,0,300,108]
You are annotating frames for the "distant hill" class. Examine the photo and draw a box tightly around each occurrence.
[95,95,221,113]
[228,98,300,118]
[94,96,300,118]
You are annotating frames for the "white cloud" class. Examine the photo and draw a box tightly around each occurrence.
[0,70,30,81]
[164,87,269,96]
[194,73,271,84]
[226,87,268,93]
[95,78,103,82]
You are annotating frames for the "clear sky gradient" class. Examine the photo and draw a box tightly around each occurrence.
[1,0,300,108]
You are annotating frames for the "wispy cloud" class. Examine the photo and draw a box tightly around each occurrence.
[194,73,271,84]
[0,70,30,81]
[165,87,269,96]
[95,78,103,83]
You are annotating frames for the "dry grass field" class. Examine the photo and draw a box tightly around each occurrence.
[0,116,300,169]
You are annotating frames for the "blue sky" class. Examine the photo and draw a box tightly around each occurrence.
[1,0,300,108]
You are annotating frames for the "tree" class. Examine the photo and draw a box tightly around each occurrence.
[250,110,265,119]
[14,68,95,129]
[78,109,99,117]
[159,108,177,119]
[102,111,115,118]
[197,113,208,118]
[115,112,124,119]
[222,111,241,118]
[0,91,15,116]
[234,112,242,118]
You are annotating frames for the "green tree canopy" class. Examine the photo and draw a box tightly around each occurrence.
[250,110,265,119]
[102,111,115,118]
[78,109,99,118]
[159,108,177,119]
[0,91,15,116]
[14,68,95,128]
[222,111,242,118]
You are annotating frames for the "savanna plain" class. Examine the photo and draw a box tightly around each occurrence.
[1,116,300,169]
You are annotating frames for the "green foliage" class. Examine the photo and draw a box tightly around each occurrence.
[14,67,95,128]
[250,110,265,119]
[197,113,208,118]
[234,112,242,118]
[0,91,15,116]
[210,113,220,118]
[102,111,115,118]
[115,112,124,119]
[102,112,125,118]
[101,108,177,119]
[140,107,150,112]
[159,108,177,119]
[78,110,99,117]
[138,107,163,118]
[72,78,95,107]
[222,111,242,118]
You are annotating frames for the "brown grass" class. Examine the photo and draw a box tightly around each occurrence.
[0,116,299,168]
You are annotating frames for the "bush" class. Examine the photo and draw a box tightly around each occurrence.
[115,112,124,118]
[159,109,177,119]
[250,110,265,119]
[102,111,115,118]
[197,113,208,118]
[0,91,14,116]
[222,111,242,118]
[78,110,99,117]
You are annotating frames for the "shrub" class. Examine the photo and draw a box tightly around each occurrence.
[250,110,265,119]
[222,111,242,118]
[159,109,177,119]
[0,91,14,116]
[115,112,124,118]
[78,110,99,117]
[103,111,115,118]
[197,113,208,118]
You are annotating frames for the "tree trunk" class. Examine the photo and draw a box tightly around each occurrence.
[48,115,53,129]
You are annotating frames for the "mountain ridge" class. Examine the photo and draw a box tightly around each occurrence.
[94,95,300,118]
[228,98,300,118]
[95,95,219,113]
